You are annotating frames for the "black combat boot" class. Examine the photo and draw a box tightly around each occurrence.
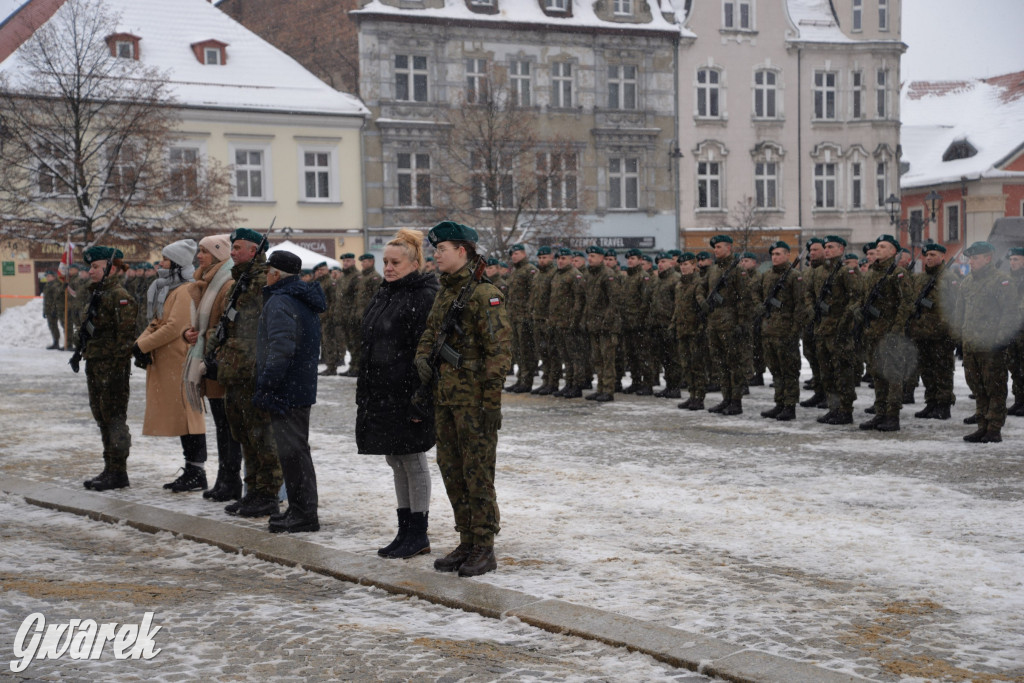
[748,373,765,386]
[864,405,877,415]
[686,398,705,411]
[721,399,742,415]
[875,415,900,432]
[386,512,430,559]
[859,414,885,430]
[225,492,257,515]
[84,467,110,490]
[799,391,825,408]
[584,391,600,400]
[621,384,638,394]
[457,545,497,577]
[816,410,837,424]
[511,382,533,394]
[90,470,129,491]
[434,542,474,572]
[825,411,853,425]
[980,428,1002,443]
[535,385,556,396]
[932,404,951,420]
[775,405,796,421]
[708,399,730,413]
[678,398,693,409]
[378,508,411,557]
[318,366,337,376]
[914,403,937,419]
[963,426,988,442]
[562,386,583,399]
[1007,399,1024,416]
[802,379,815,390]
[232,494,279,518]
[761,404,783,419]
[164,464,208,493]
[656,388,681,399]
[902,389,915,404]
[634,386,654,396]
[593,393,614,402]
[963,414,979,424]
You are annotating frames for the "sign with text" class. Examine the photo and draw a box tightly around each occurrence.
[538,236,656,249]
[2,262,13,276]
[268,237,335,259]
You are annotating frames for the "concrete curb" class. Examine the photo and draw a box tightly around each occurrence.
[1,475,869,683]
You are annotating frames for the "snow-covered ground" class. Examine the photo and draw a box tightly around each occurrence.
[2,298,1022,682]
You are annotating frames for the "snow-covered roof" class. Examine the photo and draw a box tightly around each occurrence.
[0,0,368,117]
[267,240,341,270]
[900,71,1024,189]
[352,0,690,38]
[784,0,853,43]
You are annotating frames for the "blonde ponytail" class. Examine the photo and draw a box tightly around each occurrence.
[387,228,425,269]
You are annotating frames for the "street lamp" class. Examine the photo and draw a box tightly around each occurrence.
[925,189,942,223]
[885,193,901,225]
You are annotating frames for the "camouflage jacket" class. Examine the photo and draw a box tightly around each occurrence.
[548,265,586,330]
[905,262,960,341]
[528,262,556,322]
[213,254,268,386]
[416,264,512,409]
[952,263,1019,352]
[621,265,653,330]
[42,280,63,317]
[337,266,359,319]
[671,272,703,337]
[81,277,137,363]
[355,267,383,320]
[647,267,680,329]
[758,263,804,339]
[854,256,913,342]
[506,259,538,321]
[698,255,753,330]
[582,264,622,334]
[805,257,861,338]
[316,274,336,322]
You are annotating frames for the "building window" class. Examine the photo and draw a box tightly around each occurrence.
[814,162,836,208]
[946,203,960,242]
[536,152,577,209]
[36,142,71,196]
[106,143,140,198]
[471,153,514,209]
[397,153,431,207]
[613,0,633,15]
[609,157,639,209]
[879,0,888,30]
[754,161,777,209]
[116,41,134,59]
[546,0,568,11]
[510,60,531,107]
[302,151,332,201]
[204,47,221,65]
[234,149,265,200]
[852,71,864,119]
[697,68,721,118]
[190,40,227,65]
[851,162,862,209]
[697,161,721,209]
[168,146,200,199]
[813,70,837,120]
[876,69,887,118]
[723,0,752,29]
[753,69,776,118]
[470,0,494,5]
[852,0,862,31]
[466,58,488,104]
[105,33,140,60]
[395,55,428,102]
[876,161,888,207]
[551,62,573,108]
[608,65,637,110]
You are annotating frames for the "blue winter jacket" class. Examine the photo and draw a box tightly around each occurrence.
[253,275,326,414]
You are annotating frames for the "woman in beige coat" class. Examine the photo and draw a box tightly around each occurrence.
[182,234,242,501]
[135,238,208,492]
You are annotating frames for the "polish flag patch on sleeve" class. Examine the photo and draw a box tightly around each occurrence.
[488,296,501,306]
[119,299,130,305]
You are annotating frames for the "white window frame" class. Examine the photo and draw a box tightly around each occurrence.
[105,142,142,199]
[852,0,862,31]
[814,162,837,209]
[697,67,722,118]
[754,161,777,209]
[396,152,431,208]
[536,151,578,210]
[609,157,639,210]
[945,202,960,242]
[876,68,887,118]
[876,160,888,207]
[608,65,638,110]
[471,153,515,210]
[697,160,722,210]
[878,0,889,31]
[850,161,862,209]
[167,142,205,200]
[813,70,838,120]
[551,62,573,108]
[509,60,531,107]
[723,0,753,30]
[204,47,221,65]
[753,69,776,119]
[298,147,337,203]
[394,54,428,103]
[613,0,633,15]
[115,40,134,59]
[466,58,489,104]
[36,141,72,197]
[229,142,273,202]
[851,70,864,119]
[546,0,568,11]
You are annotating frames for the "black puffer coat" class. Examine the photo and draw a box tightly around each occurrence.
[356,270,439,455]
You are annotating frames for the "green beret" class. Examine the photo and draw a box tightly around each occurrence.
[844,252,859,261]
[428,220,478,246]
[556,247,573,257]
[678,252,697,262]
[824,235,847,247]
[769,240,790,252]
[44,269,56,276]
[859,258,868,266]
[924,242,947,254]
[666,249,682,258]
[82,246,124,264]
[876,234,900,250]
[900,247,911,255]
[331,265,342,271]
[585,245,604,255]
[863,241,877,254]
[359,253,374,261]
[641,254,653,263]
[537,245,552,255]
[313,261,327,270]
[625,248,643,258]
[509,243,526,253]
[1007,247,1024,258]
[499,261,509,268]
[604,248,618,257]
[572,251,584,259]
[964,241,994,257]
[806,237,826,247]
[696,250,712,260]
[300,268,312,276]
[230,228,267,250]
[425,256,434,263]
[341,252,355,259]
[741,251,757,260]
[710,234,733,246]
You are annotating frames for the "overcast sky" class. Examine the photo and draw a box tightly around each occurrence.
[902,0,1024,82]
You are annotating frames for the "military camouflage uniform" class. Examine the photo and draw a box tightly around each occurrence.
[529,261,558,391]
[906,262,959,411]
[507,258,538,388]
[758,263,804,409]
[621,264,653,391]
[1005,268,1024,412]
[548,264,587,392]
[801,258,825,399]
[42,278,63,346]
[416,264,512,547]
[348,265,383,375]
[745,268,765,382]
[698,255,753,404]
[672,270,708,406]
[213,253,282,499]
[316,273,338,371]
[807,258,861,416]
[338,265,360,370]
[83,276,137,476]
[648,266,681,394]
[583,263,622,396]
[857,256,914,420]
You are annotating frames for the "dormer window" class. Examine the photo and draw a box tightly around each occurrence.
[191,40,228,66]
[546,0,568,11]
[105,33,140,60]
[942,139,977,162]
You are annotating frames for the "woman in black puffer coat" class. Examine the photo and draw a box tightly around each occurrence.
[356,229,439,559]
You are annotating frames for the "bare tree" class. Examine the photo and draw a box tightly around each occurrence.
[725,195,774,254]
[430,68,587,257]
[0,0,237,248]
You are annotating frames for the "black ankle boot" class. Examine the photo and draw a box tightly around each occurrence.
[386,512,430,559]
[378,508,411,557]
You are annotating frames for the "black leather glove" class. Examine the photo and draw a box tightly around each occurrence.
[132,343,152,369]
[483,408,502,432]
[204,354,218,381]
[69,352,81,374]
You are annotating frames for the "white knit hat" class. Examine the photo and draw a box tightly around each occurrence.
[162,239,198,269]
[199,234,231,262]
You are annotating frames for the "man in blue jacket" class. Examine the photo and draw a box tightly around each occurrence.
[254,250,327,533]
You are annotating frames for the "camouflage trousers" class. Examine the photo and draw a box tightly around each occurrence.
[1007,337,1024,401]
[964,348,1008,430]
[511,319,537,384]
[589,332,619,394]
[865,334,906,418]
[46,315,61,346]
[762,335,801,406]
[327,322,348,369]
[651,326,682,390]
[679,333,708,401]
[345,318,362,372]
[86,359,132,473]
[553,327,586,388]
[815,333,858,413]
[622,327,652,389]
[802,328,822,393]
[435,404,500,546]
[707,323,746,400]
[750,327,765,377]
[225,381,282,498]
[533,321,561,387]
[320,316,336,367]
[914,336,955,405]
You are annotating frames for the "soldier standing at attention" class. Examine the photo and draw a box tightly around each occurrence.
[800,238,827,406]
[548,247,586,398]
[582,245,621,402]
[954,241,1019,443]
[529,246,559,395]
[505,244,538,393]
[739,252,764,388]
[1004,247,1024,416]
[757,241,803,421]
[415,221,511,577]
[313,261,337,376]
[210,229,283,518]
[348,253,383,377]
[907,243,959,420]
[485,258,509,298]
[620,248,653,395]
[337,253,360,376]
[43,270,63,349]
[699,235,752,415]
[77,247,137,491]
[673,253,707,410]
[649,252,682,398]
[604,249,627,392]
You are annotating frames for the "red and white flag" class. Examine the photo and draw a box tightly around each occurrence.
[57,240,74,280]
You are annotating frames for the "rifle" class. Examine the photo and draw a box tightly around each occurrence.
[852,256,901,345]
[205,218,275,376]
[757,245,807,325]
[813,258,845,325]
[904,249,961,334]
[699,255,741,324]
[412,258,488,407]
[68,257,113,373]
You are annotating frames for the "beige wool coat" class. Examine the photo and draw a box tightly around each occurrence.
[136,285,206,436]
[188,259,234,400]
